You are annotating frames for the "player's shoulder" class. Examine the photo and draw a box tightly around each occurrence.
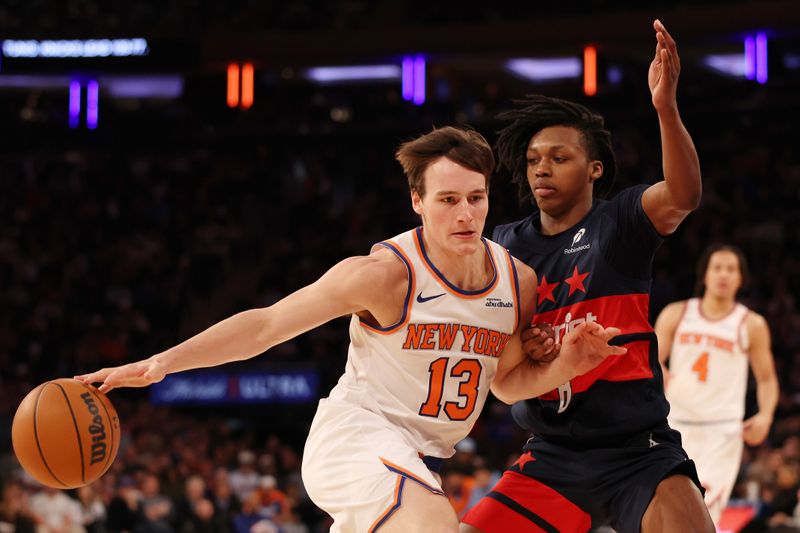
[492,215,535,245]
[332,248,408,289]
[657,300,689,323]
[598,184,649,212]
[744,309,768,331]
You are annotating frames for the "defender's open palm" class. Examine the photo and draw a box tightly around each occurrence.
[648,19,681,110]
[560,322,627,375]
[75,357,168,393]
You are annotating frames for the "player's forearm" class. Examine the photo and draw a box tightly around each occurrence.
[657,106,702,211]
[756,375,779,420]
[150,308,272,374]
[491,358,575,404]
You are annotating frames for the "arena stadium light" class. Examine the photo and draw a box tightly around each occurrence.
[506,58,582,81]
[86,80,99,129]
[744,37,756,80]
[703,54,746,77]
[1,39,149,58]
[305,65,401,83]
[756,33,768,84]
[69,80,81,128]
[401,55,426,105]
[583,46,597,96]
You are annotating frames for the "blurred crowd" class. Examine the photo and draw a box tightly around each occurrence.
[0,0,725,36]
[1,45,800,532]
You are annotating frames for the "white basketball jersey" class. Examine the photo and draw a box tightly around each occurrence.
[327,227,520,458]
[666,298,750,422]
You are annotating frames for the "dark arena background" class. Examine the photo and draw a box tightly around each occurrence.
[2,1,800,532]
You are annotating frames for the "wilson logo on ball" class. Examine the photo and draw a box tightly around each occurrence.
[80,392,107,465]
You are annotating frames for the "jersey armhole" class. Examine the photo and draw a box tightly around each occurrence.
[358,241,415,334]
[505,250,522,332]
[737,309,750,352]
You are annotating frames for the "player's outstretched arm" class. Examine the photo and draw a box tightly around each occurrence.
[75,251,403,392]
[654,300,686,388]
[743,312,779,446]
[492,322,626,404]
[641,19,702,236]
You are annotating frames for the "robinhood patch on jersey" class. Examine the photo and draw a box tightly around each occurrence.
[402,323,511,358]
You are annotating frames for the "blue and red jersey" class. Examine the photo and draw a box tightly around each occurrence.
[493,185,669,447]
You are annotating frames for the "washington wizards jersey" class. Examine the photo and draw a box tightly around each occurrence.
[328,227,521,458]
[494,185,669,446]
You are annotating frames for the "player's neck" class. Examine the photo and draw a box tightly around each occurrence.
[700,295,736,319]
[422,235,492,290]
[538,195,593,236]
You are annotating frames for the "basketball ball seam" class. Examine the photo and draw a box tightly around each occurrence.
[33,384,68,487]
[52,381,86,486]
[80,383,116,475]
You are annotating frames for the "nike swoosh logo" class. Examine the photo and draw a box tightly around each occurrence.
[416,291,446,303]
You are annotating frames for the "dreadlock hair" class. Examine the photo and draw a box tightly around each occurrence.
[694,244,749,297]
[496,95,617,203]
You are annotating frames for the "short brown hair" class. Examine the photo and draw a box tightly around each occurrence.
[395,126,494,197]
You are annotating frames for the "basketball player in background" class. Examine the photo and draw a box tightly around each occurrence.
[655,244,778,525]
[76,126,625,533]
[463,19,715,533]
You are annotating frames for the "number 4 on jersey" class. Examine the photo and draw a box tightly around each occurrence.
[419,358,482,421]
[692,351,709,382]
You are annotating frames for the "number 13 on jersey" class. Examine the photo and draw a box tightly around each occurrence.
[419,357,482,421]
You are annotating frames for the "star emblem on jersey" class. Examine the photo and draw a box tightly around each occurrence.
[537,275,560,304]
[514,451,536,469]
[416,291,446,303]
[564,266,590,296]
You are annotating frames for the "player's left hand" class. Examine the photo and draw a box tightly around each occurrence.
[521,323,560,364]
[743,412,772,446]
[648,19,681,111]
[560,322,627,375]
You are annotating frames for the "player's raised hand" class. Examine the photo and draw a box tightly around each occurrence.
[75,356,168,393]
[560,322,627,375]
[521,323,560,364]
[648,19,681,111]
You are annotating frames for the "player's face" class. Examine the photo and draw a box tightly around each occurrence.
[412,157,488,256]
[526,126,603,216]
[704,251,742,300]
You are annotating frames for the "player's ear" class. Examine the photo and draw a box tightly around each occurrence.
[589,160,603,183]
[411,190,423,215]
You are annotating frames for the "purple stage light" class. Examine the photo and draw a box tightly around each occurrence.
[744,36,756,80]
[69,80,81,128]
[402,57,414,101]
[756,33,768,84]
[87,80,98,129]
[413,56,425,105]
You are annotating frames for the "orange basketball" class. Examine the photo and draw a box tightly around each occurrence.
[11,378,121,489]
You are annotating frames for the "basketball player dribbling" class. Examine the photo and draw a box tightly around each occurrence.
[655,244,778,525]
[462,20,715,533]
[76,126,625,533]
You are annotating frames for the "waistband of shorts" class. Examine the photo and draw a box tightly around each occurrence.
[419,453,444,473]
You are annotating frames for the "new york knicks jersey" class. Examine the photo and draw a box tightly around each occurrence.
[667,298,750,422]
[327,227,521,458]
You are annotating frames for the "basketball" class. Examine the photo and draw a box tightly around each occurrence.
[11,378,121,489]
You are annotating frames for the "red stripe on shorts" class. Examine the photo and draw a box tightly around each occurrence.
[462,496,549,533]
[463,470,591,533]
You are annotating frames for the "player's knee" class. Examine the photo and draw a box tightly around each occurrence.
[643,475,714,533]
[459,523,485,533]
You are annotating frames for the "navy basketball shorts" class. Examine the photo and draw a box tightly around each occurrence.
[462,425,702,533]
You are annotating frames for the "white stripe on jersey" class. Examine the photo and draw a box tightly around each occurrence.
[666,298,750,422]
[327,228,520,458]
